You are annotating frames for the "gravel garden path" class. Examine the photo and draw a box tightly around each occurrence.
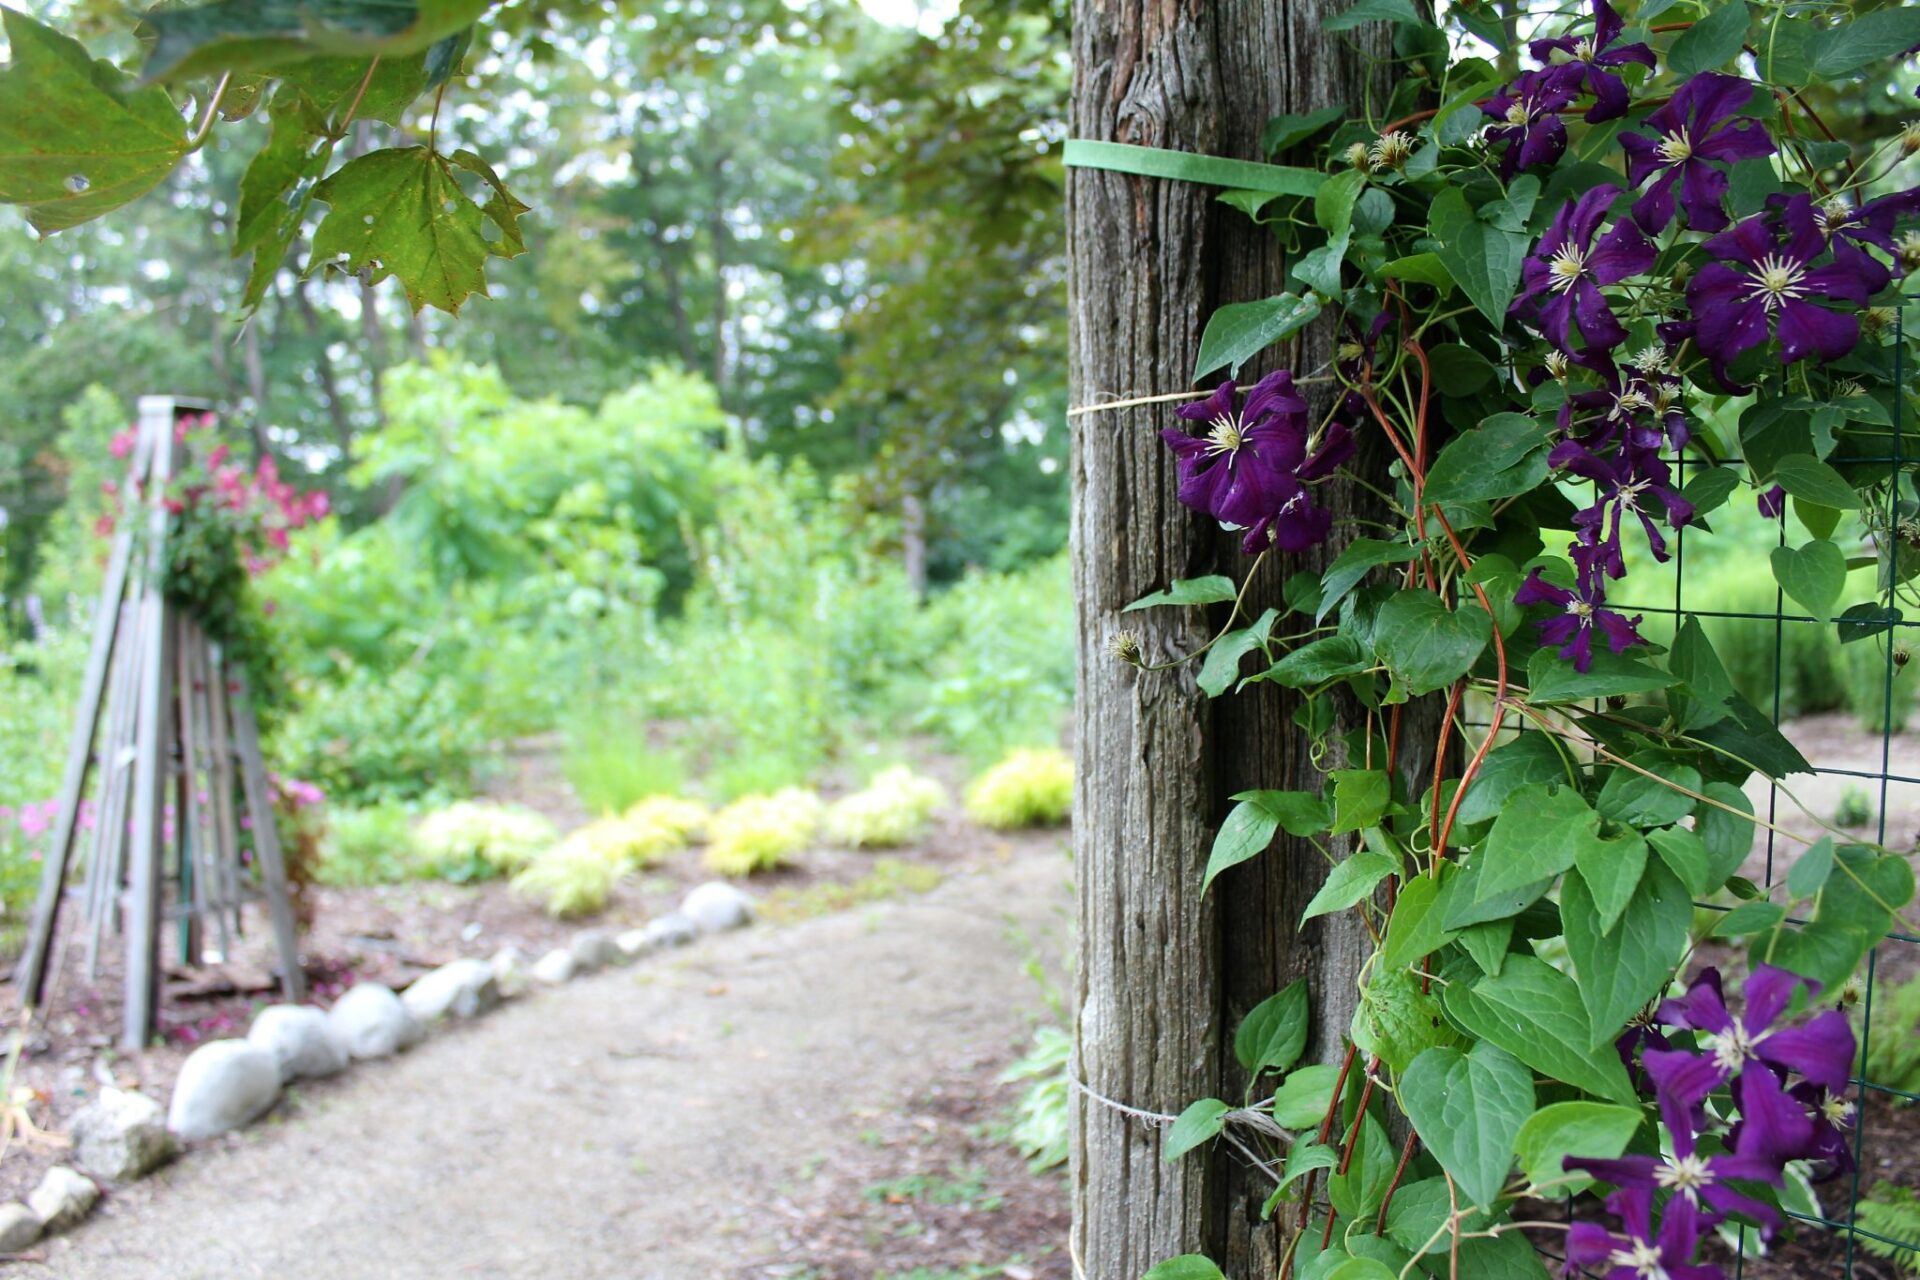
[20,840,1074,1280]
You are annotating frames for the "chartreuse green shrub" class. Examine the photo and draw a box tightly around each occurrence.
[510,838,624,918]
[703,788,822,876]
[412,801,558,880]
[963,748,1073,830]
[622,795,710,844]
[825,766,947,849]
[564,812,687,871]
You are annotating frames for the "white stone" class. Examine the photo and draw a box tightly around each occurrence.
[26,1167,97,1233]
[248,1004,349,1082]
[641,913,698,949]
[327,983,422,1060]
[569,930,621,972]
[403,958,501,1022]
[681,881,754,933]
[70,1087,172,1182]
[614,928,653,961]
[490,945,530,997]
[167,1041,281,1142]
[532,948,576,984]
[0,1202,40,1253]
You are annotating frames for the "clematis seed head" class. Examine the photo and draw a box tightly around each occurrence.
[1368,131,1416,172]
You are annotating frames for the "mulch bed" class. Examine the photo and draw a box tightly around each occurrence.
[736,1049,1072,1280]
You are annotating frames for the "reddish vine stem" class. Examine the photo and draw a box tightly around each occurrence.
[1319,1058,1383,1251]
[1428,506,1510,858]
[1283,1042,1362,1279]
[1428,680,1466,855]
[1376,1129,1423,1233]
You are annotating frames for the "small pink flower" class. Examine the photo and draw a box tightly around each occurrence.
[110,430,136,458]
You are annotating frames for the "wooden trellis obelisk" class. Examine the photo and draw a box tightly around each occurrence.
[13,396,305,1049]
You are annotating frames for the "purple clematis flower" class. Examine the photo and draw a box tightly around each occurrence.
[1553,440,1694,574]
[1686,195,1890,377]
[1514,563,1645,671]
[1567,1080,1785,1236]
[1646,966,1858,1105]
[1556,347,1689,454]
[1482,70,1578,177]
[1160,371,1350,554]
[1787,1080,1858,1177]
[1337,311,1395,417]
[1529,0,1655,122]
[1566,1190,1722,1280]
[1813,188,1920,262]
[1757,484,1787,519]
[1619,72,1776,234]
[1162,372,1309,530]
[1513,186,1655,352]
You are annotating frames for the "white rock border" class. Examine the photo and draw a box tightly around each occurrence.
[28,882,758,1247]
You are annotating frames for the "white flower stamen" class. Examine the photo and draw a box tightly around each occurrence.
[1656,129,1694,164]
[1655,1152,1717,1202]
[1549,243,1590,292]
[1702,1020,1769,1073]
[1608,1239,1672,1280]
[1741,253,1809,311]
[1204,413,1247,457]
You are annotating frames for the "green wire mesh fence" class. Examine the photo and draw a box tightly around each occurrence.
[1537,314,1920,1277]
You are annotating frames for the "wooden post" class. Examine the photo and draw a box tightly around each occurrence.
[123,398,178,1049]
[1065,3,1409,1272]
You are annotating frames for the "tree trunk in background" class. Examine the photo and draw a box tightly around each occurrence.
[901,491,928,601]
[1067,3,1413,1275]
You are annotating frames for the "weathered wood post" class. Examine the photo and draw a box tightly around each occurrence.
[1065,2,1403,1273]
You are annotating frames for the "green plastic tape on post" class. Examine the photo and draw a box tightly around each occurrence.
[1062,140,1326,197]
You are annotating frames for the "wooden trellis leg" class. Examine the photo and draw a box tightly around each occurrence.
[12,424,155,1005]
[82,599,141,982]
[229,670,305,1004]
[122,402,177,1050]
[204,645,246,946]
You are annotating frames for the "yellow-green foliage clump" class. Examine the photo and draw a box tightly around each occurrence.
[704,787,822,876]
[560,813,683,871]
[964,748,1073,830]
[622,794,710,845]
[510,840,622,918]
[825,766,947,849]
[412,801,557,877]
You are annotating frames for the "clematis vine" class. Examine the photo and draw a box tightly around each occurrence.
[1686,194,1889,378]
[1528,0,1654,122]
[1161,370,1352,554]
[1619,72,1775,234]
[1512,186,1654,351]
[1513,560,1645,672]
